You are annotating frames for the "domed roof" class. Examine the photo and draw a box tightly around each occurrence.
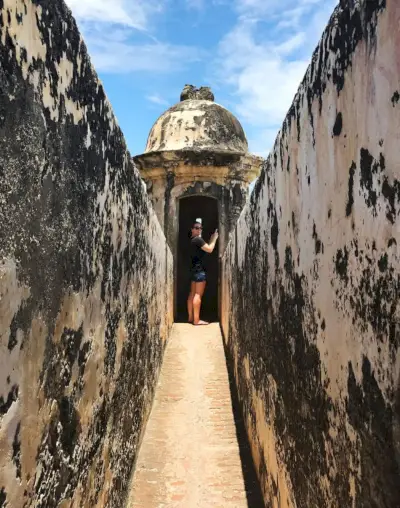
[144,86,248,155]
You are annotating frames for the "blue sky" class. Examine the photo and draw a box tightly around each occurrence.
[65,0,338,158]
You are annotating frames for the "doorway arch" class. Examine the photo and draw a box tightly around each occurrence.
[176,195,219,322]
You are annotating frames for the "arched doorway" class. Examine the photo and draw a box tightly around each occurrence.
[176,196,219,322]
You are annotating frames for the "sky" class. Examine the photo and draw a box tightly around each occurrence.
[65,0,338,158]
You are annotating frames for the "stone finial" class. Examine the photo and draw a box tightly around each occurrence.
[180,85,214,102]
[198,86,215,101]
[180,84,196,101]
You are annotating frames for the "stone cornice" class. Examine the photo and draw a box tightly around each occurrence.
[133,151,263,185]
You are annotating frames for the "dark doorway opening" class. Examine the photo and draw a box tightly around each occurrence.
[176,196,219,323]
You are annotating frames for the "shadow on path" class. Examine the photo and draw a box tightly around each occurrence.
[222,332,266,508]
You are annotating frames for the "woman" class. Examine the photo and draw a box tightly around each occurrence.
[187,220,219,325]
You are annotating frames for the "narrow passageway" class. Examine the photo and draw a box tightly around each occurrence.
[127,324,264,508]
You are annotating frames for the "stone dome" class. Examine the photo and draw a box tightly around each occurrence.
[144,90,248,156]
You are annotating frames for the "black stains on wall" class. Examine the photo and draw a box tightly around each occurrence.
[330,2,377,94]
[296,113,301,142]
[335,247,349,281]
[12,423,21,479]
[222,0,398,507]
[333,111,343,136]
[346,162,356,216]
[381,177,400,224]
[42,325,84,402]
[335,242,398,350]
[61,326,84,366]
[312,223,322,255]
[7,323,18,351]
[284,246,293,274]
[0,385,18,416]
[226,240,353,507]
[360,148,378,208]
[359,267,398,349]
[4,283,34,356]
[280,0,385,151]
[377,253,388,272]
[391,91,399,106]
[270,205,279,250]
[347,358,399,508]
[291,211,296,232]
[0,488,6,507]
[357,148,398,223]
[58,396,81,456]
[0,1,171,506]
[104,309,121,375]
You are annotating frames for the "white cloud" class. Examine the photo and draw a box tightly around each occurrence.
[217,21,309,126]
[84,30,204,73]
[235,0,293,20]
[186,0,205,10]
[65,1,204,75]
[234,0,325,18]
[235,58,308,126]
[214,0,337,154]
[275,32,306,55]
[146,94,170,106]
[65,0,162,30]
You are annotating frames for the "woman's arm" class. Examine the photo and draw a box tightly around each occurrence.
[201,230,219,253]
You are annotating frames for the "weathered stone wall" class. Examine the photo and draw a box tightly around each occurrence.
[221,1,399,506]
[0,1,173,507]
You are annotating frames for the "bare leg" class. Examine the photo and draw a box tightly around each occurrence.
[193,281,208,325]
[187,282,196,322]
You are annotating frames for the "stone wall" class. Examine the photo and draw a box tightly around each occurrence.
[0,1,173,507]
[221,1,399,506]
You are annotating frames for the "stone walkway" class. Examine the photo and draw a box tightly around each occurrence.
[127,323,264,508]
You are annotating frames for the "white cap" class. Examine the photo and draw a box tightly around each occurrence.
[195,218,202,224]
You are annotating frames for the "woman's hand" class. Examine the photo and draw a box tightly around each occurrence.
[201,230,219,253]
[210,229,219,242]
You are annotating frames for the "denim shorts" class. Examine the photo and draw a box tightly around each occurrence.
[191,271,206,283]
